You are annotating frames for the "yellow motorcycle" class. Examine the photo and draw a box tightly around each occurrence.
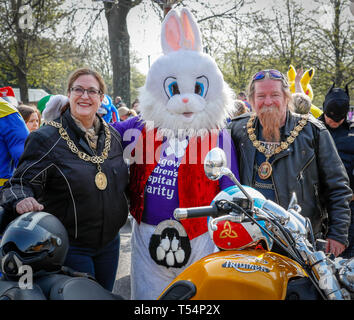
[158,148,354,300]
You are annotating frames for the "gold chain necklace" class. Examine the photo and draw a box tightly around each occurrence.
[247,113,309,180]
[47,119,111,190]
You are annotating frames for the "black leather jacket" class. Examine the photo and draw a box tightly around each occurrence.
[228,111,352,245]
[318,114,354,192]
[0,109,129,249]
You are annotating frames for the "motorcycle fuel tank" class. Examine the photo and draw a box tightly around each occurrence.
[159,249,307,300]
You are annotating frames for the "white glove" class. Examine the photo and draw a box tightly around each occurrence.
[42,95,69,122]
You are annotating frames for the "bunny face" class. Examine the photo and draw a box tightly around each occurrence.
[138,8,234,138]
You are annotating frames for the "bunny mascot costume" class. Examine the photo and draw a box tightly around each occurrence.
[112,8,239,299]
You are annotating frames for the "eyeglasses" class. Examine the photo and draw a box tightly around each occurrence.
[70,87,102,97]
[252,69,285,82]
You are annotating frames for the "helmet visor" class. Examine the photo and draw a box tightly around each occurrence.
[1,224,56,255]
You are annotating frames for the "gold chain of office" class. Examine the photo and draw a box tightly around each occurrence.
[47,119,111,190]
[246,113,309,180]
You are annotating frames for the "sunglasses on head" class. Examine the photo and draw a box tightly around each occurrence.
[252,69,284,81]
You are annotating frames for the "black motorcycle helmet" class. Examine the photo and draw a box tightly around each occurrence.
[0,212,69,278]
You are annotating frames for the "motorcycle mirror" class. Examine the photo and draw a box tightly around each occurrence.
[287,193,315,243]
[287,192,309,228]
[288,192,300,212]
[204,147,227,181]
[204,148,254,210]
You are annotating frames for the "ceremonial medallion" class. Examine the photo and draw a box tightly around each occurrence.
[95,171,108,190]
[258,161,272,180]
[246,113,309,180]
[47,119,112,191]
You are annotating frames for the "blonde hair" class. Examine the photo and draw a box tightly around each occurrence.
[292,93,312,114]
[247,71,294,112]
[118,105,137,118]
[231,100,248,117]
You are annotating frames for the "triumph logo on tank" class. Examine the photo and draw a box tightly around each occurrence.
[222,260,270,273]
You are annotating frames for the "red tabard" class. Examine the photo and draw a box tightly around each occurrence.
[128,127,220,240]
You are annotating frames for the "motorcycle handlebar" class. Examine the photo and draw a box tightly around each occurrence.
[173,204,220,220]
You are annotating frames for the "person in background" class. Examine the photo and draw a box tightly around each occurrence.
[318,82,354,258]
[292,92,312,115]
[114,96,123,108]
[232,99,249,118]
[0,86,19,110]
[131,99,140,114]
[228,69,352,257]
[237,91,252,111]
[17,104,41,132]
[0,68,129,291]
[227,100,249,123]
[118,105,137,121]
[0,97,29,189]
[289,66,323,118]
[0,96,28,280]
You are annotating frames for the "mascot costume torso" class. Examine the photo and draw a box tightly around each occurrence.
[287,65,323,118]
[112,8,239,299]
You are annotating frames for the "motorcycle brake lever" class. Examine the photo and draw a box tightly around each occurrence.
[210,214,245,231]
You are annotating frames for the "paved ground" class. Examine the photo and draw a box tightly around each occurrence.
[113,217,132,300]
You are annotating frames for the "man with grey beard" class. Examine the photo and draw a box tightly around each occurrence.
[228,69,352,257]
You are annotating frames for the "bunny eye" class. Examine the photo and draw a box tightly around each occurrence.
[169,82,180,96]
[164,77,180,99]
[195,82,204,96]
[195,76,209,98]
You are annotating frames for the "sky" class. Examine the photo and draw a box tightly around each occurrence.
[127,2,162,74]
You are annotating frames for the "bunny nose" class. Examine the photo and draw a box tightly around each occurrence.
[182,98,189,103]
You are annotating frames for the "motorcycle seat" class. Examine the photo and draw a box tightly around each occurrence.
[35,273,123,300]
[0,279,46,300]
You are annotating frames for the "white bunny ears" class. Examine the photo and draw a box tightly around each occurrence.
[161,8,203,54]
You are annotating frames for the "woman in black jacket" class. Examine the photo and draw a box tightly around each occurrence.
[0,68,129,291]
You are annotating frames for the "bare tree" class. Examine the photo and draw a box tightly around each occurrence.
[0,0,75,102]
[252,0,311,67]
[307,0,353,91]
[152,0,182,16]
